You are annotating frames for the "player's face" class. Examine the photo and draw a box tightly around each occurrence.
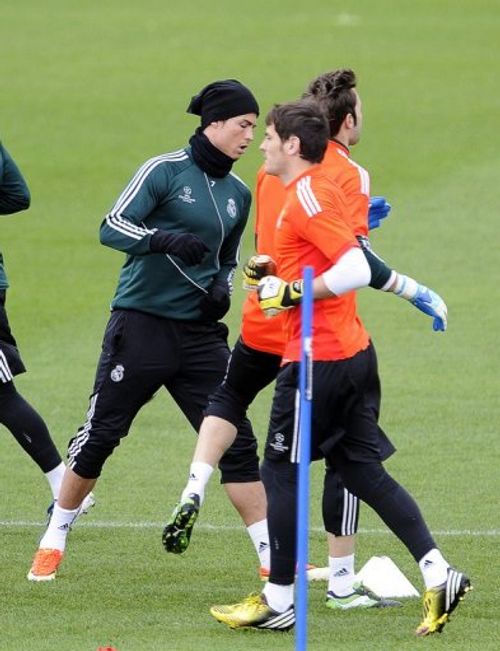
[349,90,363,146]
[208,114,257,159]
[260,124,287,176]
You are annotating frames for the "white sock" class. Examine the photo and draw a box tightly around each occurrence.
[39,503,79,552]
[44,462,66,500]
[180,462,214,504]
[328,554,356,596]
[263,582,294,612]
[419,548,450,588]
[246,519,270,569]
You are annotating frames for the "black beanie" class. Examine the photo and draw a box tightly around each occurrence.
[187,79,259,128]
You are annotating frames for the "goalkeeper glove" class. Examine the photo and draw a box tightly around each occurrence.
[410,285,448,332]
[257,276,303,317]
[368,196,391,230]
[242,255,277,290]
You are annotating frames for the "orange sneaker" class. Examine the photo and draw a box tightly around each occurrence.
[259,563,317,581]
[27,548,64,582]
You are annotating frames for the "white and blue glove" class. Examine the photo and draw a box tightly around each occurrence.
[410,286,448,331]
[368,196,391,230]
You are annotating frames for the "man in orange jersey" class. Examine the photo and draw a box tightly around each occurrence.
[164,69,445,608]
[209,100,470,636]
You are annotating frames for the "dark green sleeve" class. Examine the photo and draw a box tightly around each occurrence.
[356,235,392,289]
[0,143,31,215]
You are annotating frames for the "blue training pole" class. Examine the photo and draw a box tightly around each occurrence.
[295,266,314,651]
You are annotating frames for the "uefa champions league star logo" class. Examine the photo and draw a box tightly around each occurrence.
[270,432,288,453]
[110,364,125,382]
[178,186,196,203]
[226,198,237,218]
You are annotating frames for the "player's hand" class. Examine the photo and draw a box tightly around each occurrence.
[257,275,303,317]
[410,286,448,331]
[150,230,209,265]
[368,196,391,230]
[242,255,277,290]
[199,280,231,322]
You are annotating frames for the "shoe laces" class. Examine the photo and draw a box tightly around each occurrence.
[241,592,266,608]
[353,582,379,601]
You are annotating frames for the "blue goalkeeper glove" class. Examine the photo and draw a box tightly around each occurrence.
[368,196,391,230]
[411,286,448,331]
[257,275,303,317]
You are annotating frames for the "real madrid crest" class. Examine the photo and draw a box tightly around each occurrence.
[226,198,237,219]
[110,364,125,382]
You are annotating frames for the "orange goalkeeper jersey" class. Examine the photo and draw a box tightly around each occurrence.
[276,166,370,362]
[240,164,288,355]
[240,139,370,356]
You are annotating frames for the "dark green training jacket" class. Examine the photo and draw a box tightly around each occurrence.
[100,146,251,320]
[0,143,31,289]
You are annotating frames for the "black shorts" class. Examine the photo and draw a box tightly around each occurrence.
[0,290,25,382]
[265,343,395,465]
[204,336,282,427]
[67,310,260,482]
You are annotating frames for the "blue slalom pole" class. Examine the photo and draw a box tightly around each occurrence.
[295,266,314,651]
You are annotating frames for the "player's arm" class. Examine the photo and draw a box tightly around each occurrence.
[0,143,31,215]
[199,190,251,321]
[257,246,370,317]
[358,236,448,332]
[100,161,207,264]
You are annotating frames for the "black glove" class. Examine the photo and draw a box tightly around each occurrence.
[199,280,231,322]
[150,230,209,266]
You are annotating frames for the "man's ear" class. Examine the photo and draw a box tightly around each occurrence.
[286,135,301,155]
[344,113,355,130]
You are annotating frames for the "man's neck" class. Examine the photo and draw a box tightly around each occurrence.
[279,159,315,186]
[332,128,349,149]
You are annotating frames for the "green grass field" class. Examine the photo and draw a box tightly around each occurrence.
[1,1,499,649]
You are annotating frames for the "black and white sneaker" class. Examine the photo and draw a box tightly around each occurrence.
[415,567,472,636]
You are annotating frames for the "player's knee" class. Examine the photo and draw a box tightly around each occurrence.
[67,436,118,479]
[261,457,297,490]
[204,383,250,428]
[340,461,393,502]
[218,439,260,484]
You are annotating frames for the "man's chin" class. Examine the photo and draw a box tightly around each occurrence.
[263,163,277,176]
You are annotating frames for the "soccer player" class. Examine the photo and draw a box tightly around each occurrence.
[0,140,94,515]
[164,69,446,608]
[210,100,470,636]
[27,79,270,581]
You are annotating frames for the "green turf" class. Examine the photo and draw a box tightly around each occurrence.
[1,0,499,649]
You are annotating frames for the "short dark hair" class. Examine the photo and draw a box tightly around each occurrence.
[265,100,329,164]
[303,69,357,137]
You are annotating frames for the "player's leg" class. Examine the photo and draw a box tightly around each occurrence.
[164,326,271,566]
[180,337,281,501]
[0,291,67,503]
[330,344,471,634]
[322,466,401,608]
[28,310,163,581]
[210,362,300,630]
[0,380,65,495]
